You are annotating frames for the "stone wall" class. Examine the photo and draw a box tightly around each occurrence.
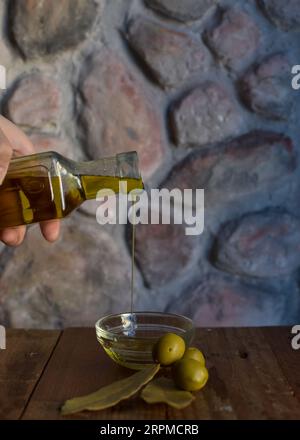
[0,0,300,328]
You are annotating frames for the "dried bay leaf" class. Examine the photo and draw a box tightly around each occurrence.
[141,377,195,409]
[61,364,160,415]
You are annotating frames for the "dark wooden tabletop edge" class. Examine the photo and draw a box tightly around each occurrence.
[5,325,294,335]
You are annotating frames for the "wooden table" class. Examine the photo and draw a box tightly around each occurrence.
[0,327,299,420]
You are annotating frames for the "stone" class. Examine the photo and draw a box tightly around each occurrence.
[240,54,293,120]
[78,199,100,218]
[170,83,243,147]
[164,131,297,207]
[145,0,216,22]
[134,223,196,288]
[212,210,300,278]
[259,0,300,31]
[29,133,78,159]
[79,50,165,180]
[0,215,132,328]
[9,0,98,58]
[167,277,295,326]
[126,16,211,88]
[5,73,61,131]
[205,8,260,71]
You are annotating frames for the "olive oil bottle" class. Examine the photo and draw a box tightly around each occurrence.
[0,151,143,228]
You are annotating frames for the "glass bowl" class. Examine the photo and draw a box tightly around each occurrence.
[95,312,195,370]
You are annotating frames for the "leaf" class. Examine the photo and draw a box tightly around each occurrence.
[141,377,195,409]
[61,364,160,415]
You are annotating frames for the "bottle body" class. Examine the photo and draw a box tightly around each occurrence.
[0,151,143,228]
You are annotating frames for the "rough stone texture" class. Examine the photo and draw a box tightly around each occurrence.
[167,277,296,326]
[5,73,61,131]
[79,50,165,179]
[0,0,299,328]
[240,54,293,120]
[29,133,77,159]
[78,199,100,218]
[126,16,211,88]
[164,131,297,207]
[259,0,300,31]
[170,83,243,147]
[9,0,98,58]
[205,8,261,71]
[212,210,300,278]
[145,0,216,22]
[134,223,196,287]
[0,216,132,328]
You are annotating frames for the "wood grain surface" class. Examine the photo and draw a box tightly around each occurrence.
[0,327,299,420]
[0,329,61,420]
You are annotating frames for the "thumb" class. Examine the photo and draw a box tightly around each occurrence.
[0,128,13,185]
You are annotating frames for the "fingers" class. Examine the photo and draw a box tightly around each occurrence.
[40,220,60,242]
[0,128,13,184]
[0,221,61,246]
[0,221,61,247]
[0,116,60,245]
[0,226,26,246]
[0,116,34,156]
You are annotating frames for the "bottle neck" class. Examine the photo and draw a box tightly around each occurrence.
[71,154,143,200]
[81,175,132,200]
[73,157,119,177]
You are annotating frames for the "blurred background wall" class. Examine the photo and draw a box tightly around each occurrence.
[0,0,300,328]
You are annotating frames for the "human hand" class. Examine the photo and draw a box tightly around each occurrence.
[0,115,60,246]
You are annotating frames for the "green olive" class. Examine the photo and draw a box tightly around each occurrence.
[182,347,205,366]
[153,333,185,366]
[172,359,209,391]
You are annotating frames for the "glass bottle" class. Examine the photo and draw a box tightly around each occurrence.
[0,151,143,228]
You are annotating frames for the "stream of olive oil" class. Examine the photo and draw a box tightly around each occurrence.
[130,196,136,314]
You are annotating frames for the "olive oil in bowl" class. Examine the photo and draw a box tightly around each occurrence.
[95,312,195,370]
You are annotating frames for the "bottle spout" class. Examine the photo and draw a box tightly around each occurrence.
[116,151,141,180]
[71,150,144,196]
